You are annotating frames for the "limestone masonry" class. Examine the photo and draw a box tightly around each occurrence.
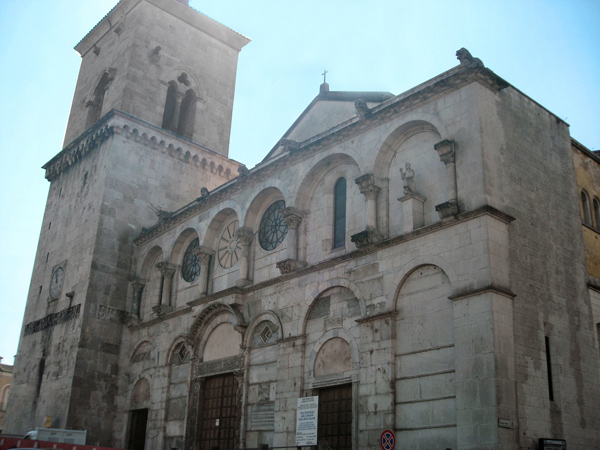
[4,1,600,449]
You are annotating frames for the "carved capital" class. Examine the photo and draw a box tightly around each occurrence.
[156,262,176,278]
[350,227,383,248]
[355,174,380,198]
[276,258,307,274]
[434,139,456,165]
[281,207,304,228]
[235,227,254,248]
[130,279,145,291]
[435,200,459,219]
[192,246,214,265]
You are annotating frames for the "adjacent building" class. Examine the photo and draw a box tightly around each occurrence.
[5,1,600,449]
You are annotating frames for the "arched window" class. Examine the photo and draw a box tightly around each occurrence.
[581,190,592,226]
[593,197,600,230]
[86,70,114,129]
[177,89,197,139]
[161,82,178,132]
[333,177,346,248]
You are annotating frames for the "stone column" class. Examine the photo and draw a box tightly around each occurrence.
[156,262,176,309]
[130,280,145,319]
[277,207,306,274]
[192,246,214,296]
[351,174,383,248]
[434,139,458,218]
[235,227,254,287]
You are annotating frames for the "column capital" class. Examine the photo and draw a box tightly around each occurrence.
[156,262,177,278]
[281,207,305,228]
[129,279,145,290]
[355,173,380,198]
[434,139,456,165]
[192,246,214,265]
[235,227,254,247]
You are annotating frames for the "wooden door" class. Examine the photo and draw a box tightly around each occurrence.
[198,373,238,450]
[128,408,148,450]
[318,384,352,450]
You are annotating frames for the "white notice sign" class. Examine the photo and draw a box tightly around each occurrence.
[296,396,319,446]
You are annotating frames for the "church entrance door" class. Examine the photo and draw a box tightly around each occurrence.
[198,373,238,450]
[128,408,148,450]
[318,384,352,450]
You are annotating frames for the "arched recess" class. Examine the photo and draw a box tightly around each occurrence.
[392,255,458,301]
[0,383,10,410]
[139,246,165,320]
[243,310,284,348]
[203,207,242,292]
[130,377,151,410]
[294,153,360,212]
[130,339,159,368]
[85,68,115,129]
[189,302,246,358]
[394,264,456,450]
[167,336,193,366]
[244,186,287,231]
[308,330,360,380]
[304,277,366,333]
[373,120,443,181]
[294,154,362,259]
[581,190,592,226]
[376,121,447,236]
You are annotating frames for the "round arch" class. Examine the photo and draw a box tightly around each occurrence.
[373,120,443,181]
[139,245,164,281]
[392,255,458,306]
[307,329,360,378]
[294,153,360,212]
[242,310,284,348]
[243,186,287,231]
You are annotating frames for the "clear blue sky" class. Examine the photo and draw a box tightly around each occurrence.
[0,0,598,365]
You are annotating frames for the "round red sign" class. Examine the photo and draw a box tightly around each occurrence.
[380,429,396,450]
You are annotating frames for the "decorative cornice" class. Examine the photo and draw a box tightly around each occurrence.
[43,121,114,181]
[43,109,238,183]
[129,205,514,331]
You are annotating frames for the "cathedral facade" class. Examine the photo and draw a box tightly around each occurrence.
[5,1,600,449]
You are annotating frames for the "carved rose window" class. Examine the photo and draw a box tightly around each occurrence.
[258,200,288,251]
[181,238,201,282]
[218,219,241,269]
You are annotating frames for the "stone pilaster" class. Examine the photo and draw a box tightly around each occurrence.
[192,246,214,296]
[355,312,397,449]
[434,139,458,219]
[156,262,176,310]
[129,280,145,319]
[273,335,306,448]
[277,207,306,274]
[353,174,383,248]
[235,227,254,287]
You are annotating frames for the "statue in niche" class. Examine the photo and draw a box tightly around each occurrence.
[400,162,417,195]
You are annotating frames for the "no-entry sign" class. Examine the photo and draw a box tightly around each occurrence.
[380,429,396,450]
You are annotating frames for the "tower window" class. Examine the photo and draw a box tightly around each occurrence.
[85,70,114,129]
[177,89,197,139]
[161,82,178,132]
[581,190,592,226]
[334,177,346,248]
[593,197,600,230]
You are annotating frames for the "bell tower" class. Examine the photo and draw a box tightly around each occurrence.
[63,0,249,155]
[5,0,247,445]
